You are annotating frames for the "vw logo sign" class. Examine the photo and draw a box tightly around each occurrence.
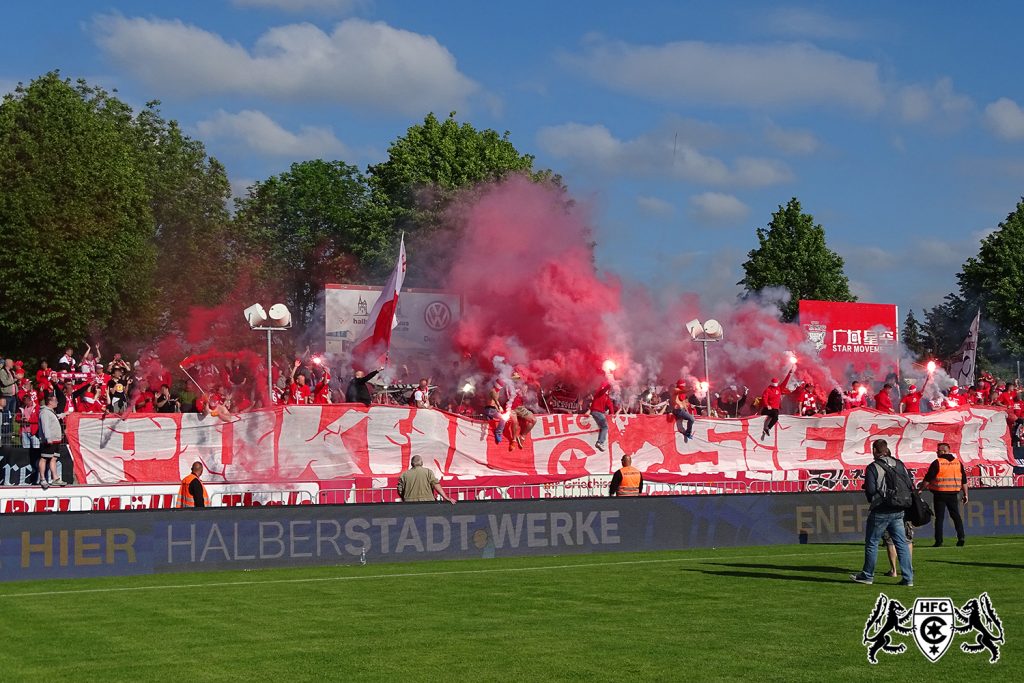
[424,301,452,331]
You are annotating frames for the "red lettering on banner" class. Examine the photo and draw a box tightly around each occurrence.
[921,421,965,454]
[803,426,848,463]
[541,414,562,436]
[121,430,135,452]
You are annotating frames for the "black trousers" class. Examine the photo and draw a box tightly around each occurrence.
[761,408,780,433]
[932,491,965,543]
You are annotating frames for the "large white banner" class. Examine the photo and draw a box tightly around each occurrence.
[66,406,1013,486]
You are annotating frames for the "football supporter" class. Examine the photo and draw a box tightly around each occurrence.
[155,385,181,413]
[715,385,747,418]
[874,384,895,414]
[16,389,40,450]
[107,367,132,414]
[345,368,381,406]
[899,381,927,414]
[37,393,66,489]
[57,346,76,371]
[312,368,333,405]
[795,382,821,416]
[1,358,20,422]
[588,380,615,451]
[759,368,793,439]
[844,381,869,409]
[286,361,312,405]
[413,378,432,409]
[670,380,695,442]
[944,385,965,409]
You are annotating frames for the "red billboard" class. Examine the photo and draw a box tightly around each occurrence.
[798,300,899,385]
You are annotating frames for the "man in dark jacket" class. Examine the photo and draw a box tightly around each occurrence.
[851,439,915,586]
[345,368,381,406]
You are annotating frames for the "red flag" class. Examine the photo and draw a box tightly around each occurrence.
[351,235,406,367]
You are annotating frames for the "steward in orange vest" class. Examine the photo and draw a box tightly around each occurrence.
[177,461,211,509]
[610,455,643,496]
[918,442,967,546]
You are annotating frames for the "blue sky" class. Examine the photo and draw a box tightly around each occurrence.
[3,1,1024,320]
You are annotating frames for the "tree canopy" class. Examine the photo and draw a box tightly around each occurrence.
[233,160,386,329]
[738,198,856,322]
[0,73,157,354]
[366,112,558,284]
[957,199,1024,355]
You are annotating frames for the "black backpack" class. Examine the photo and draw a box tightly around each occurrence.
[873,459,914,510]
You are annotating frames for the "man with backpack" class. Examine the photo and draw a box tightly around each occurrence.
[851,439,915,586]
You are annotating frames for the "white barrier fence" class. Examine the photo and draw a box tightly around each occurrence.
[3,475,1022,513]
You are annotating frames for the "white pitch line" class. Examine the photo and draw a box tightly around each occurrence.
[1,540,1021,599]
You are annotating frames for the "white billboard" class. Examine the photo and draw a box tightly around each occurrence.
[325,284,462,370]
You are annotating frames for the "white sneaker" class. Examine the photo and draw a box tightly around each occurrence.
[40,481,49,490]
[595,442,605,451]
[52,479,67,487]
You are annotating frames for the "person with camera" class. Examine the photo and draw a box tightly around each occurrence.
[851,439,914,586]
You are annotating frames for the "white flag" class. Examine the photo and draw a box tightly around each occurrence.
[950,309,980,387]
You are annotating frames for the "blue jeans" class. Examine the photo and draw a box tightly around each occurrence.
[862,510,913,582]
[591,410,608,445]
[673,408,694,437]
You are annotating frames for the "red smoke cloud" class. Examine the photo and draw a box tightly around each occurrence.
[445,177,845,400]
[448,177,622,385]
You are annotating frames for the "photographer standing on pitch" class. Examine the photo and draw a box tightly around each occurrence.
[851,439,914,586]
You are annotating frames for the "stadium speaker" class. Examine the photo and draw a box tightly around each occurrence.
[685,319,705,340]
[703,319,724,339]
[268,303,292,328]
[243,303,268,328]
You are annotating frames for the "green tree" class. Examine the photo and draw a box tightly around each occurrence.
[902,309,925,359]
[0,73,157,355]
[956,199,1024,355]
[234,160,385,331]
[134,103,235,317]
[738,198,856,322]
[367,112,559,284]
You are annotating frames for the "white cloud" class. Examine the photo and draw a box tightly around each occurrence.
[536,122,792,187]
[759,7,863,40]
[984,97,1024,140]
[764,122,820,155]
[196,109,348,158]
[895,78,972,126]
[92,15,477,114]
[636,195,675,219]
[564,37,885,112]
[688,192,750,224]
[232,0,366,13]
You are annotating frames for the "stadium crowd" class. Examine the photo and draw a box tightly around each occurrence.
[3,345,1024,450]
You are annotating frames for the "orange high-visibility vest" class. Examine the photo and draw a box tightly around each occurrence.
[177,474,210,508]
[616,466,642,496]
[928,457,963,492]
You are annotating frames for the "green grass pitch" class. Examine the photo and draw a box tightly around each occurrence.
[0,537,1019,681]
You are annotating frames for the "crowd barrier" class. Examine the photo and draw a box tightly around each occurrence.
[4,474,1022,514]
[2,487,1022,582]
